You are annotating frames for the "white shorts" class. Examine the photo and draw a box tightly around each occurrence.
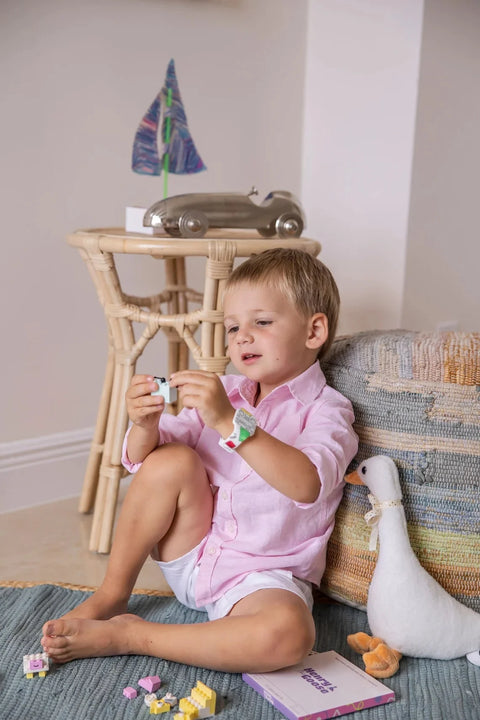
[156,541,313,621]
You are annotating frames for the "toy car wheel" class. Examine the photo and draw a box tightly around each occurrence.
[165,224,181,237]
[178,211,208,238]
[257,222,276,238]
[275,213,303,238]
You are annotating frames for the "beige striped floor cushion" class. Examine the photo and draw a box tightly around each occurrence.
[321,330,480,613]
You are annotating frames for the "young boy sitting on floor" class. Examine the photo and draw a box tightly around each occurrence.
[42,248,358,673]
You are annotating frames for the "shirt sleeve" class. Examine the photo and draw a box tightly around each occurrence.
[121,405,205,475]
[293,389,358,507]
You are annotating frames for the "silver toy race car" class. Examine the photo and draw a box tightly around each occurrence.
[143,187,305,238]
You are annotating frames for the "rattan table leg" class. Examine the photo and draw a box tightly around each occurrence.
[175,258,190,373]
[89,358,133,553]
[88,466,109,552]
[78,342,115,513]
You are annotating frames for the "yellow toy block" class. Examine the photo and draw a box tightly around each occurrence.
[191,680,216,716]
[150,699,170,714]
[176,680,216,720]
[174,710,197,720]
[179,697,199,719]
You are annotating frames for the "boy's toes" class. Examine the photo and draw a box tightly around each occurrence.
[41,618,75,658]
[42,620,55,636]
[42,619,64,639]
[43,618,79,643]
[42,633,68,654]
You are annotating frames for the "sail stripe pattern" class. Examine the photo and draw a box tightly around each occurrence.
[132,94,162,175]
[132,58,206,176]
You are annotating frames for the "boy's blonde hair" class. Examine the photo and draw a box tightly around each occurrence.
[225,248,340,359]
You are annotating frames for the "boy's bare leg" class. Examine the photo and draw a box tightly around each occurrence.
[42,588,316,673]
[54,443,213,621]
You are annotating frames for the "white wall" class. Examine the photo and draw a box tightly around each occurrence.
[402,0,480,331]
[3,0,479,512]
[0,0,308,510]
[302,0,424,335]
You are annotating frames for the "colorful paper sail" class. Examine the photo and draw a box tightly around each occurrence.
[132,58,206,197]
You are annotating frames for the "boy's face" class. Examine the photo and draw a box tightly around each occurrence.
[223,281,325,399]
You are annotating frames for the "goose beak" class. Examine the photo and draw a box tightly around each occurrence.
[345,469,365,485]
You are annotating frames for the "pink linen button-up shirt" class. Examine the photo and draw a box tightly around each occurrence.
[122,362,358,607]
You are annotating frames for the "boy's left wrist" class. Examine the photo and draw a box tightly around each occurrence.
[218,408,257,453]
[214,410,236,439]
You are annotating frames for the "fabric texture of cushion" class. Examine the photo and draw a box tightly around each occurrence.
[321,330,480,613]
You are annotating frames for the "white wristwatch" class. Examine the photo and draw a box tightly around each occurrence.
[218,408,257,453]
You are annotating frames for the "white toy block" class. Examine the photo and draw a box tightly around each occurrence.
[161,692,178,706]
[125,206,155,235]
[23,652,49,678]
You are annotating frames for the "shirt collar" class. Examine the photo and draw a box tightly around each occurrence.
[231,362,326,407]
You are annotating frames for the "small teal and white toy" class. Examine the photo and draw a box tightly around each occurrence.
[152,377,177,404]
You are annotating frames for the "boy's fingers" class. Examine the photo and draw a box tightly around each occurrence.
[131,374,155,385]
[134,394,164,410]
[171,370,217,386]
[127,379,159,398]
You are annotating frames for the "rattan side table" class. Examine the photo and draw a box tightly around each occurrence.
[68,228,321,553]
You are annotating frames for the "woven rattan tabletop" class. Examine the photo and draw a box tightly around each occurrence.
[67,227,321,258]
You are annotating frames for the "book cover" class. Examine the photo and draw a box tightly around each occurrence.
[242,650,395,720]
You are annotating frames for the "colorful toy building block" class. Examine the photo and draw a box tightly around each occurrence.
[151,377,177,404]
[123,686,138,699]
[161,692,178,706]
[144,693,158,707]
[191,681,216,717]
[23,653,49,679]
[174,710,195,720]
[179,697,198,718]
[149,692,178,714]
[150,699,171,714]
[174,680,216,720]
[139,675,161,693]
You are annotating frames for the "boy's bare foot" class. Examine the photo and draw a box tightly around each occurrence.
[60,587,129,622]
[41,614,142,663]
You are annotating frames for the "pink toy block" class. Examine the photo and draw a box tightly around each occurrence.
[29,658,46,671]
[123,686,138,699]
[23,652,49,678]
[139,675,161,693]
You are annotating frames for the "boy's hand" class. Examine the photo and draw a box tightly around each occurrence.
[126,375,165,429]
[171,370,234,436]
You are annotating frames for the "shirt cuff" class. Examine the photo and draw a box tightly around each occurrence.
[121,426,143,475]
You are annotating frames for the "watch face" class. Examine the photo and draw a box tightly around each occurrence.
[236,409,257,436]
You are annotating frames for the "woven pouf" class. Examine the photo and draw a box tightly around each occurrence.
[321,330,480,613]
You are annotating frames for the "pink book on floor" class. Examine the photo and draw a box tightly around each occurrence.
[242,650,395,720]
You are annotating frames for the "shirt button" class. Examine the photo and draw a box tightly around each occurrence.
[227,521,236,537]
[207,546,217,556]
[221,491,229,501]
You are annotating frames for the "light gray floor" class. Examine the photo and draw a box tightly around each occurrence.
[0,495,170,592]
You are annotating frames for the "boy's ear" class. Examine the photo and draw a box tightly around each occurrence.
[306,313,328,350]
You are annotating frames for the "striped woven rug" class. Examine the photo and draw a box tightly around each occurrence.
[1,582,479,720]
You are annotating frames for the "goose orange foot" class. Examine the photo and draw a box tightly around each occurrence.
[347,632,383,654]
[347,632,402,678]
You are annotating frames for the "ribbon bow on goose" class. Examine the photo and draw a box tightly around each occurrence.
[364,493,403,551]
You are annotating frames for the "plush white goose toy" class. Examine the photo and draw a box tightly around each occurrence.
[345,455,480,678]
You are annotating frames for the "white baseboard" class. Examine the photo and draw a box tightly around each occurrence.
[0,428,94,513]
